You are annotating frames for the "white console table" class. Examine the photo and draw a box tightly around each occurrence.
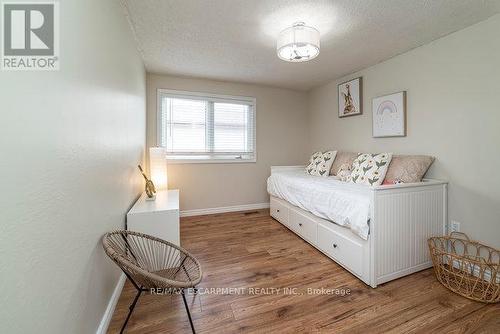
[127,189,180,246]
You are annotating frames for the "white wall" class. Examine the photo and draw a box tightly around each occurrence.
[308,14,500,248]
[0,1,146,333]
[147,74,309,211]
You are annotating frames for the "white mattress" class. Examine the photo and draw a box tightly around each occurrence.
[267,169,371,240]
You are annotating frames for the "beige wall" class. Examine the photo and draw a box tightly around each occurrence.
[0,1,146,333]
[147,74,309,211]
[308,14,500,248]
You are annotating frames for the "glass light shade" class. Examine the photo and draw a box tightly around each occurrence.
[277,22,320,62]
[149,147,168,190]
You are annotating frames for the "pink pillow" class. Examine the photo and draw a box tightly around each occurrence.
[384,155,435,184]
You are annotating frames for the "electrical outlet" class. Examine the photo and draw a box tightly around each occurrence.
[450,220,461,233]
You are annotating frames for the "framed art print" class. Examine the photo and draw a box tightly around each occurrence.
[372,91,406,137]
[338,77,362,117]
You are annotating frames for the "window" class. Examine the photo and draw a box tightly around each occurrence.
[158,89,256,163]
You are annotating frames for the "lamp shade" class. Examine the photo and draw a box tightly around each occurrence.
[149,147,168,190]
[277,22,320,62]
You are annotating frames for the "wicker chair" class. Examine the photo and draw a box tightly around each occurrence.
[102,230,202,333]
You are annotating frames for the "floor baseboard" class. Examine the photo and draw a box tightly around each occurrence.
[96,273,126,334]
[180,202,270,217]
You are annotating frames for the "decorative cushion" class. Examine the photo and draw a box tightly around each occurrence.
[330,151,358,176]
[336,163,353,182]
[384,155,435,184]
[305,151,337,177]
[349,153,393,186]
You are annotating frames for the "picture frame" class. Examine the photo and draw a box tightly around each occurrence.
[338,77,362,118]
[372,91,407,138]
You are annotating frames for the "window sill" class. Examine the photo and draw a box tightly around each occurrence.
[166,157,257,164]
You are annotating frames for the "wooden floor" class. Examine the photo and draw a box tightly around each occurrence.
[108,209,500,333]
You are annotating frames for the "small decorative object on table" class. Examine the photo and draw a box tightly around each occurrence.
[428,232,500,303]
[138,165,156,200]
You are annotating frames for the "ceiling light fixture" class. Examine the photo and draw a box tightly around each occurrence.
[277,22,320,62]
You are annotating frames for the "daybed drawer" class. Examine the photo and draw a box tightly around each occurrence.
[317,223,364,277]
[289,208,317,243]
[270,197,289,225]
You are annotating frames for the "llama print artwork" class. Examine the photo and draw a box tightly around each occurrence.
[372,91,406,137]
[338,77,362,117]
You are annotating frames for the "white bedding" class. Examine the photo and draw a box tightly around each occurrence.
[267,169,371,240]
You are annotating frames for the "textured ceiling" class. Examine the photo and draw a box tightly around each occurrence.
[123,0,500,91]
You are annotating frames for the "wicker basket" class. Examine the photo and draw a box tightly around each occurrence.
[428,232,500,303]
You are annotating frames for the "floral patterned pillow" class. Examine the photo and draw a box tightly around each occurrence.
[349,153,393,186]
[305,151,337,177]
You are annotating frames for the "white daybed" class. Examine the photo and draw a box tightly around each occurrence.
[267,166,447,288]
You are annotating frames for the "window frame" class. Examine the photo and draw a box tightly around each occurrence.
[157,88,257,164]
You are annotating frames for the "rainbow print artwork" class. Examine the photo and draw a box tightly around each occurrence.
[376,100,397,115]
[372,92,406,137]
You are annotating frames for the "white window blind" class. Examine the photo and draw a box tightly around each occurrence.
[158,89,256,162]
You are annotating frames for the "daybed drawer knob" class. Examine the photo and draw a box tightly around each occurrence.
[277,209,280,213]
[299,223,303,227]
[333,244,338,248]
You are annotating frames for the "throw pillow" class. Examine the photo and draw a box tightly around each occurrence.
[330,151,358,176]
[305,151,337,177]
[349,153,393,186]
[384,155,435,184]
[337,163,352,182]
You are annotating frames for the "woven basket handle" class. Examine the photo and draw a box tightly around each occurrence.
[449,231,470,241]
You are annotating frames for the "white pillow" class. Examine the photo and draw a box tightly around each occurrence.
[349,153,393,186]
[305,151,337,177]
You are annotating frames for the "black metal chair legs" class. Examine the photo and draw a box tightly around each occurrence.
[120,284,197,334]
[182,288,196,334]
[120,288,143,334]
